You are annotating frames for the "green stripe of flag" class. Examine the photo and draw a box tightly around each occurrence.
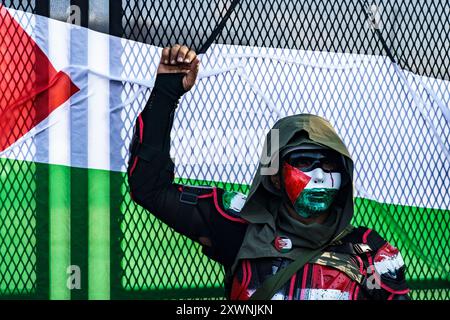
[88,169,110,299]
[0,157,448,298]
[49,165,71,299]
[70,167,89,300]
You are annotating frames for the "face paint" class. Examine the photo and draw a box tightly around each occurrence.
[282,162,341,218]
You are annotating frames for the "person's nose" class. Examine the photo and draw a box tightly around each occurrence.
[311,168,325,184]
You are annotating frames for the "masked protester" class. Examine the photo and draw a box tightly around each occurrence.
[128,45,410,300]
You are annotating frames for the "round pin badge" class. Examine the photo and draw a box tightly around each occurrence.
[274,236,292,253]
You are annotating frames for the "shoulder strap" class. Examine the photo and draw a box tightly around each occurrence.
[249,225,354,300]
[249,247,321,300]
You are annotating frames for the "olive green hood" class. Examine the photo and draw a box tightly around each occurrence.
[233,114,354,267]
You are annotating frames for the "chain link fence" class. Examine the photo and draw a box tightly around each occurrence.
[1,0,44,297]
[1,0,449,300]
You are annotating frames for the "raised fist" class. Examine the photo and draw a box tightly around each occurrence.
[157,44,200,91]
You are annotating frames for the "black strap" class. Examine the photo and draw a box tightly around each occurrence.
[198,0,241,54]
[136,142,159,162]
[360,0,397,64]
[249,248,323,300]
[179,185,214,205]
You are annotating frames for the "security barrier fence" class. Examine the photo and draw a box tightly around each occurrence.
[0,0,449,300]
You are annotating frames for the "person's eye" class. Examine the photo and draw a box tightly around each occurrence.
[294,159,312,168]
[322,161,338,172]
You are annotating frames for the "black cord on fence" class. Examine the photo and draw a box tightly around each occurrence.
[198,0,241,54]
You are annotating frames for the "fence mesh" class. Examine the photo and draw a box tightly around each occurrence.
[0,0,38,296]
[117,0,450,300]
[0,0,449,300]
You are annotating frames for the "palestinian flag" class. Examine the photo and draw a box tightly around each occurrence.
[0,3,449,300]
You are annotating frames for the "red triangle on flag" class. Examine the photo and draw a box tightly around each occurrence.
[0,5,80,152]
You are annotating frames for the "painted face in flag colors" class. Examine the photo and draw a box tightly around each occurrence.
[282,162,341,219]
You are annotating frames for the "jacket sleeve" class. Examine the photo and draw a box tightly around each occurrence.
[127,73,247,267]
[363,229,411,300]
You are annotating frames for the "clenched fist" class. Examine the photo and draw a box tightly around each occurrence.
[157,44,200,92]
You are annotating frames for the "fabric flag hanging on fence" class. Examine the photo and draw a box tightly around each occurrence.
[0,5,449,299]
